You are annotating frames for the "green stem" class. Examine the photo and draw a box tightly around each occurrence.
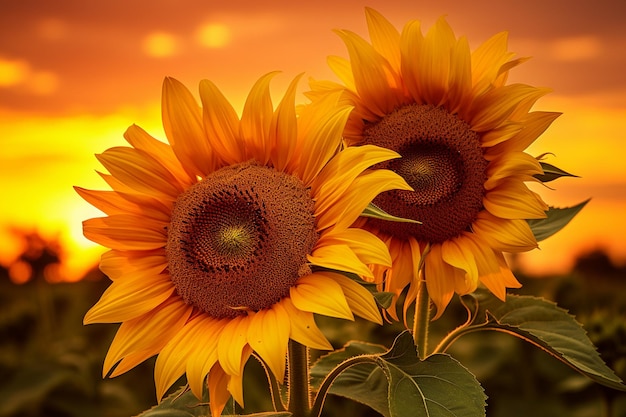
[254,353,286,412]
[288,340,311,417]
[413,278,430,359]
[310,355,378,417]
[432,325,487,354]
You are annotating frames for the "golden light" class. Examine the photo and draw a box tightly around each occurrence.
[143,31,178,58]
[0,107,163,282]
[0,57,29,87]
[196,22,231,48]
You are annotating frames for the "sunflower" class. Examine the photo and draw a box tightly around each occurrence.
[77,72,410,416]
[308,8,558,319]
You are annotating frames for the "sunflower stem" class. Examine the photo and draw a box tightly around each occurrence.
[287,340,311,417]
[413,278,431,359]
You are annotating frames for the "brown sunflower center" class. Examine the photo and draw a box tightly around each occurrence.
[363,104,488,243]
[166,161,318,318]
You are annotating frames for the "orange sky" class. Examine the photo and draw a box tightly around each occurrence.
[1,0,625,280]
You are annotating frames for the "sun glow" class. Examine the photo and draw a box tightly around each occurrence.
[0,107,163,282]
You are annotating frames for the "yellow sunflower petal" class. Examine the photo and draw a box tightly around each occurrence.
[154,315,211,400]
[441,236,479,285]
[123,124,195,186]
[419,16,457,105]
[296,93,352,185]
[365,7,401,72]
[217,315,250,377]
[281,298,332,350]
[100,249,167,280]
[162,77,213,177]
[398,237,427,324]
[227,349,250,406]
[480,122,524,149]
[472,210,538,253]
[321,227,392,267]
[290,273,354,321]
[247,303,290,381]
[400,18,424,102]
[208,364,231,417]
[385,237,416,296]
[96,147,184,200]
[318,169,411,231]
[324,271,383,324]
[335,29,400,116]
[75,187,171,222]
[239,72,278,165]
[327,55,356,91]
[107,350,153,378]
[495,251,522,288]
[447,36,472,115]
[484,151,543,190]
[424,244,456,319]
[489,111,561,155]
[470,84,547,132]
[103,297,192,377]
[462,234,512,300]
[84,273,174,324]
[199,79,244,165]
[270,74,301,171]
[186,317,226,399]
[471,31,513,95]
[483,179,548,219]
[307,243,373,279]
[312,144,401,216]
[83,215,166,251]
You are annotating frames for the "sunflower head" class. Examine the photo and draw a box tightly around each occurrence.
[309,8,558,318]
[77,72,411,416]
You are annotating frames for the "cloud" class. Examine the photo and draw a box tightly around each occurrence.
[549,36,602,62]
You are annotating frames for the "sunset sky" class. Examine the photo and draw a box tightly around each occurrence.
[1,0,625,281]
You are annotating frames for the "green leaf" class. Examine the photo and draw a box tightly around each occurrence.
[381,332,486,417]
[527,199,588,241]
[373,291,395,309]
[311,341,389,416]
[223,413,291,416]
[467,291,626,391]
[134,386,213,417]
[535,161,579,183]
[362,202,421,224]
[311,332,486,417]
[134,386,290,417]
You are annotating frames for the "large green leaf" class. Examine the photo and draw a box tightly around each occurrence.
[310,332,486,417]
[467,292,626,391]
[535,161,579,183]
[527,200,588,241]
[310,341,389,415]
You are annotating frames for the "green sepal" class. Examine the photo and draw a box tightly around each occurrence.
[528,199,588,241]
[133,386,291,417]
[134,386,215,417]
[463,291,626,392]
[373,291,395,309]
[535,161,579,183]
[361,202,421,224]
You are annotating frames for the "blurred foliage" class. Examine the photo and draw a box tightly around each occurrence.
[1,231,625,417]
